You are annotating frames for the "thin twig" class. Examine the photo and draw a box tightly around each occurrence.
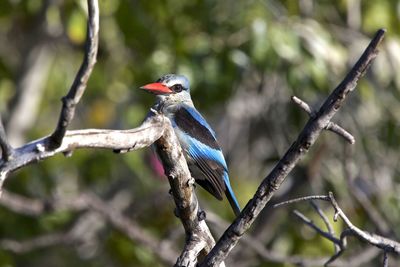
[293,210,341,245]
[48,0,99,149]
[328,192,400,254]
[200,29,385,267]
[283,192,400,265]
[291,96,314,115]
[273,195,330,208]
[206,211,379,267]
[325,122,355,144]
[291,96,355,144]
[310,201,341,254]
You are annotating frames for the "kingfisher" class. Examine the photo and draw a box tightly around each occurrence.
[140,74,241,216]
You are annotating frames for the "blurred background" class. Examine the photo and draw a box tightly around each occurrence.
[0,0,399,266]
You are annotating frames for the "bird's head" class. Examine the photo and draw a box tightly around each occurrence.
[140,74,191,103]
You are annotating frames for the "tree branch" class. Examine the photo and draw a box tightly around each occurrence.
[0,233,73,254]
[275,192,400,266]
[206,211,380,266]
[0,189,179,265]
[328,192,400,254]
[291,96,355,144]
[0,113,166,190]
[154,117,217,267]
[310,201,340,253]
[48,0,99,149]
[200,29,386,266]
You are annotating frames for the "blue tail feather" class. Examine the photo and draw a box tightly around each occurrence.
[224,173,241,216]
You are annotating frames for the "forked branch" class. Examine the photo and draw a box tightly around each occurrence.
[200,29,386,266]
[48,0,99,149]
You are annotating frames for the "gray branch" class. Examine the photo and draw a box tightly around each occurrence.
[328,192,400,255]
[310,201,340,253]
[200,29,386,266]
[0,0,216,263]
[48,0,99,149]
[0,112,166,189]
[275,192,400,266]
[154,115,218,267]
[291,96,355,144]
[0,110,217,265]
[0,189,178,265]
[206,211,380,266]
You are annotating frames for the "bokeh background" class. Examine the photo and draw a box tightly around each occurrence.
[0,0,399,266]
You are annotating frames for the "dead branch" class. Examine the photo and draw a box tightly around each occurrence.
[48,0,99,149]
[154,117,218,267]
[206,211,380,267]
[200,29,385,266]
[328,192,400,254]
[0,0,216,263]
[275,192,400,266]
[0,189,178,265]
[291,96,355,144]
[0,233,73,254]
[0,113,165,189]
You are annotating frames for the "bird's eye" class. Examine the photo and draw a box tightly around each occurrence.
[172,84,184,92]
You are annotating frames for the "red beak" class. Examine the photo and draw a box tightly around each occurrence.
[140,82,172,95]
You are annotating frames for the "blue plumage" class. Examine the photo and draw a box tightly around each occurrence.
[140,74,241,216]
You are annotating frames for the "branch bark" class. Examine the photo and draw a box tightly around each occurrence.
[48,0,99,149]
[154,115,217,267]
[200,29,386,266]
[274,191,400,266]
[0,113,165,189]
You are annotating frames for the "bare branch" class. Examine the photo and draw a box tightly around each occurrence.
[0,117,13,161]
[328,192,400,254]
[291,95,355,144]
[0,233,72,254]
[0,190,46,215]
[0,113,166,190]
[48,0,99,149]
[273,195,330,208]
[82,193,178,265]
[279,192,400,265]
[154,118,217,267]
[325,122,355,144]
[0,190,178,265]
[293,209,342,245]
[310,201,340,253]
[206,211,380,267]
[200,29,385,266]
[291,95,314,115]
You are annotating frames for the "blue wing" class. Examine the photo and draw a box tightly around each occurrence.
[172,105,240,215]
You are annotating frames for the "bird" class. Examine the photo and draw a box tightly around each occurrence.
[140,74,241,216]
